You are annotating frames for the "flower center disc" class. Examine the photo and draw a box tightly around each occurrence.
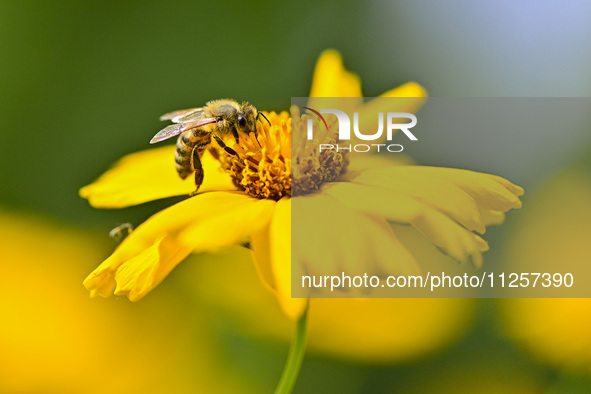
[215,112,291,200]
[214,110,348,200]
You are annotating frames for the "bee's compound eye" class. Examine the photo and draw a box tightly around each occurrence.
[238,115,247,128]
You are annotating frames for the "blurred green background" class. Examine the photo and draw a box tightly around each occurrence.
[2,1,591,393]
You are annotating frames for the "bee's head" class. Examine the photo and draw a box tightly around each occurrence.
[237,104,259,135]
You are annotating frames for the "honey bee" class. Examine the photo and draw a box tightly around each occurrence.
[150,99,269,194]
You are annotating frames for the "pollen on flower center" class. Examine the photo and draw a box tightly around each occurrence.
[214,111,292,200]
[214,110,348,200]
[213,107,348,200]
[291,106,348,196]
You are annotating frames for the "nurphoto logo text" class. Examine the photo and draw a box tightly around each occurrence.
[302,107,417,152]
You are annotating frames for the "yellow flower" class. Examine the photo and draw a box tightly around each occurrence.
[498,168,591,371]
[0,211,250,394]
[185,247,477,363]
[81,49,523,319]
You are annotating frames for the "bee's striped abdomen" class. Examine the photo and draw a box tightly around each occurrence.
[175,128,211,179]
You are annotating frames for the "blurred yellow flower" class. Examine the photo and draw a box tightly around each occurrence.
[0,211,252,394]
[81,49,523,321]
[499,169,591,371]
[189,247,477,363]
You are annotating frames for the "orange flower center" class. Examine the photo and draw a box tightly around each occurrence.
[214,109,348,200]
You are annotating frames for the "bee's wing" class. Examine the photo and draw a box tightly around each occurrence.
[159,107,204,122]
[150,118,217,144]
[175,110,212,123]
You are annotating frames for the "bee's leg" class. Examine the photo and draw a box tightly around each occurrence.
[208,145,220,160]
[212,134,239,157]
[232,128,240,144]
[189,145,207,196]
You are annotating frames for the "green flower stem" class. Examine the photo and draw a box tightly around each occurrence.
[274,306,309,394]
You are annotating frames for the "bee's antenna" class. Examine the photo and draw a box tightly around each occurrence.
[257,112,271,126]
[252,112,262,148]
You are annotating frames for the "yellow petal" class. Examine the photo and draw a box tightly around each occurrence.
[83,262,117,298]
[250,219,277,292]
[80,146,236,208]
[309,49,362,98]
[322,182,489,266]
[346,165,523,231]
[368,218,422,277]
[353,85,427,144]
[307,50,364,114]
[118,192,255,249]
[343,164,485,233]
[83,192,253,299]
[83,235,192,301]
[479,208,506,226]
[292,193,421,283]
[178,198,276,253]
[269,197,307,319]
[306,50,427,145]
[379,81,428,99]
[113,235,192,301]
